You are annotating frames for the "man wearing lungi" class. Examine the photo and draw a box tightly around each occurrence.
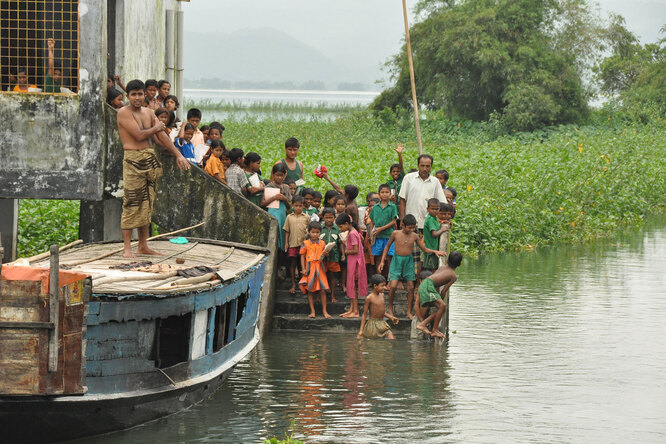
[117,79,191,258]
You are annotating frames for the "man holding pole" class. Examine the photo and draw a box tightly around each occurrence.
[117,79,190,258]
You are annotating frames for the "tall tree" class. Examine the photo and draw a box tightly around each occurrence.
[373,0,613,131]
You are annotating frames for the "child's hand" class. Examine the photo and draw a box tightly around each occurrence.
[436,251,447,257]
[394,143,404,154]
[357,332,363,338]
[391,316,399,325]
[377,261,384,273]
[47,38,55,50]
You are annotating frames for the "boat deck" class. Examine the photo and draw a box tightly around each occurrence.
[28,238,266,296]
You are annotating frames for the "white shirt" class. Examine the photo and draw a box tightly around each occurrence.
[398,171,447,228]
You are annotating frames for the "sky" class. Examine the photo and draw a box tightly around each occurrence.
[181,0,665,87]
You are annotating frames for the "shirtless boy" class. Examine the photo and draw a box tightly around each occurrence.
[377,214,446,319]
[117,79,190,258]
[416,251,462,339]
[358,274,399,339]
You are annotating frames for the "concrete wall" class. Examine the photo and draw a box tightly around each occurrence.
[113,0,181,83]
[0,1,106,200]
[153,155,279,337]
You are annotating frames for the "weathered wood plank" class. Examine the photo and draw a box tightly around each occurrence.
[63,333,84,393]
[86,357,157,377]
[0,321,54,329]
[48,245,59,372]
[0,330,41,394]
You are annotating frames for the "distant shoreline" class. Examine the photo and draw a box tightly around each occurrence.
[183,88,380,96]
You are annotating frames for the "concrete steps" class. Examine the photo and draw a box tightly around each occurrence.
[271,288,416,335]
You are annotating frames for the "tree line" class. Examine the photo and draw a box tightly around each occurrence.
[372,0,665,131]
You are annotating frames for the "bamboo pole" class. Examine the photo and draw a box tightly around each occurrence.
[402,0,423,154]
[8,239,83,266]
[62,222,206,267]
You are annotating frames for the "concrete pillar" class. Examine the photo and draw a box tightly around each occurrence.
[0,198,18,263]
[79,198,123,243]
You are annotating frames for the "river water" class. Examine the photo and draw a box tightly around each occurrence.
[81,218,666,443]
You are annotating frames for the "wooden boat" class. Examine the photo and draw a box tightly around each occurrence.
[0,238,269,443]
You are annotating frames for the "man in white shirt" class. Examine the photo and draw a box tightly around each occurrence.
[398,154,447,229]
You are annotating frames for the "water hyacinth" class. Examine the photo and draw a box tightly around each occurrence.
[15,109,666,257]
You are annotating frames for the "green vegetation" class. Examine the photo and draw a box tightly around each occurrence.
[594,20,665,117]
[16,105,665,258]
[17,199,79,257]
[263,421,304,444]
[373,0,662,132]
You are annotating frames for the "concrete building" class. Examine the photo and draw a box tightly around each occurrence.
[0,0,187,261]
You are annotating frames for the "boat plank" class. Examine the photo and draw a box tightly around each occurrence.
[86,357,157,377]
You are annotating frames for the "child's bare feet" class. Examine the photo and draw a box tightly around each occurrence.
[430,329,446,339]
[347,311,360,318]
[136,246,162,255]
[340,311,351,317]
[323,312,331,319]
[308,312,316,318]
[416,323,432,335]
[406,312,414,320]
[122,250,137,258]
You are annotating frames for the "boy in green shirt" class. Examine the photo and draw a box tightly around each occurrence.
[368,184,398,274]
[422,198,450,271]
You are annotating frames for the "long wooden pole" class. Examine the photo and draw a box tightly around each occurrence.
[402,0,423,155]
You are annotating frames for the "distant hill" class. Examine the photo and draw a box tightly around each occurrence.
[184,28,348,87]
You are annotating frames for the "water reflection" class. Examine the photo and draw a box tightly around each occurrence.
[72,217,666,443]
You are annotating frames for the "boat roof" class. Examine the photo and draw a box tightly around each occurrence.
[28,238,267,296]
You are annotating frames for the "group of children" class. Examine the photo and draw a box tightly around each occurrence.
[107,82,463,340]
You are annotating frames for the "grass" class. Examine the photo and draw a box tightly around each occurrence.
[15,106,666,257]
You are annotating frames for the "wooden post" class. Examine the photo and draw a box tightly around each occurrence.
[48,244,59,372]
[402,0,423,155]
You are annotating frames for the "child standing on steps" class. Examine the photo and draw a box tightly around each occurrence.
[336,213,366,318]
[283,196,310,294]
[299,221,331,318]
[320,208,342,303]
[377,214,446,320]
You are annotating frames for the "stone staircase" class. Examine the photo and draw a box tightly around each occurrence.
[271,286,417,336]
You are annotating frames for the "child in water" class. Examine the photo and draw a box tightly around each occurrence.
[336,213,366,318]
[299,221,331,318]
[417,252,462,339]
[358,274,399,339]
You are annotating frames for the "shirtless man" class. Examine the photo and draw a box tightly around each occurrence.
[416,251,462,339]
[377,214,446,319]
[358,274,399,339]
[117,79,190,258]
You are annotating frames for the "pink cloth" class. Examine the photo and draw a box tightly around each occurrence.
[345,229,367,299]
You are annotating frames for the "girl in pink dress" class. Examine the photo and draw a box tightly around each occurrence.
[336,213,367,318]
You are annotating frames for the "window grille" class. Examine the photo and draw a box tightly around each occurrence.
[0,0,79,93]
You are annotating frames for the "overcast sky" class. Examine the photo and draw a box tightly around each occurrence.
[182,0,665,86]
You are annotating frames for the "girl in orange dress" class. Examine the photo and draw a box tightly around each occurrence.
[299,221,331,318]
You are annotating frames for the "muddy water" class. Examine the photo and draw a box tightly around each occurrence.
[79,217,666,443]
